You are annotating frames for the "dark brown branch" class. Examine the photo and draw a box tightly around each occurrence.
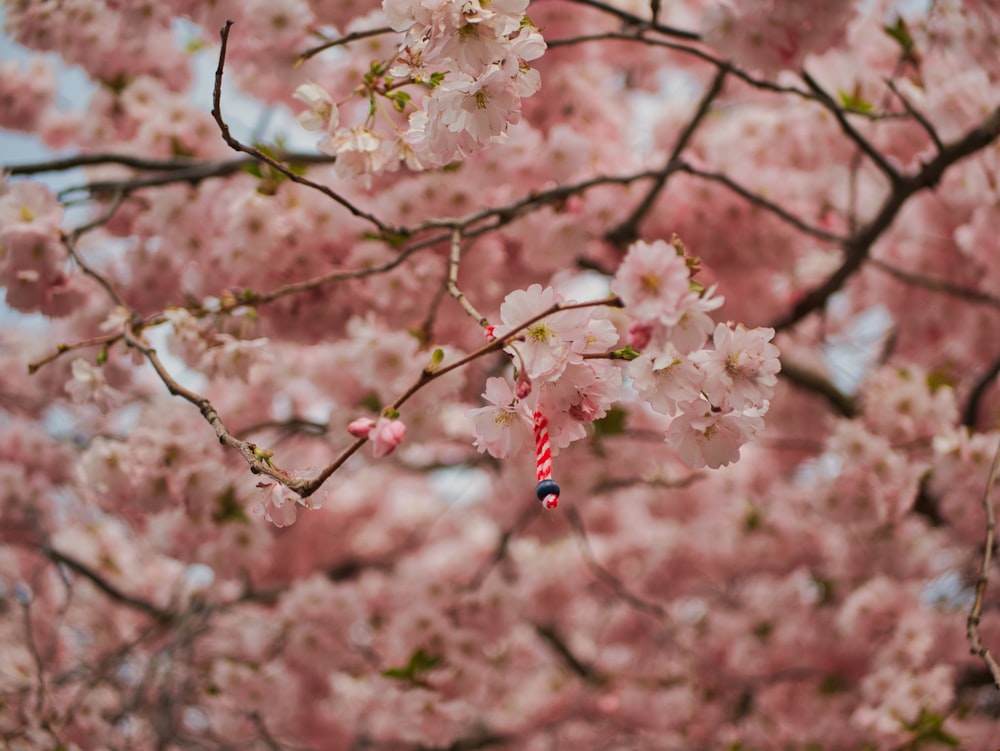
[566,0,701,40]
[801,70,902,184]
[534,624,606,685]
[60,193,130,309]
[771,102,1000,331]
[565,507,669,621]
[212,21,393,236]
[6,153,203,175]
[778,357,856,418]
[44,547,173,623]
[58,154,336,200]
[963,353,1000,429]
[298,25,394,63]
[870,257,1000,308]
[967,438,1000,690]
[121,319,293,486]
[678,164,846,244]
[607,67,728,248]
[885,79,944,152]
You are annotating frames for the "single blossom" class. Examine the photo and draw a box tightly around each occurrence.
[495,284,590,382]
[665,401,763,469]
[612,239,697,326]
[692,323,781,410]
[292,82,338,132]
[468,376,533,458]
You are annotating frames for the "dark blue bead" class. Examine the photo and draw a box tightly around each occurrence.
[536,479,560,501]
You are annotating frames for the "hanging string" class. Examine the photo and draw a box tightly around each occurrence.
[533,409,560,509]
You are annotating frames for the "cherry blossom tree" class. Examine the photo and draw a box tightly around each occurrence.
[3,0,1000,748]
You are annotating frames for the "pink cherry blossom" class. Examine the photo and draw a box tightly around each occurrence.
[468,376,533,458]
[629,345,704,416]
[666,401,764,469]
[693,323,781,410]
[496,284,590,382]
[5,2,1000,749]
[612,239,697,326]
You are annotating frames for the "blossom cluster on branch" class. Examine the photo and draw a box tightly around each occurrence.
[3,0,1000,749]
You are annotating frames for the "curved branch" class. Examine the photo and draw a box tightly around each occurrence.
[801,70,902,184]
[963,353,1000,429]
[298,25,394,63]
[212,21,394,236]
[607,67,728,248]
[771,102,1000,331]
[869,257,1000,309]
[967,439,1000,690]
[778,357,856,418]
[565,0,701,41]
[44,547,173,623]
[57,153,336,200]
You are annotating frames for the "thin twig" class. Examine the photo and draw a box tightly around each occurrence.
[447,228,490,327]
[60,192,129,309]
[869,257,1000,308]
[298,25,394,63]
[212,21,393,235]
[607,67,728,248]
[564,507,670,621]
[299,295,624,497]
[27,332,123,374]
[885,79,944,152]
[778,357,857,417]
[57,153,337,200]
[801,70,902,185]
[534,624,606,685]
[679,164,846,244]
[566,0,701,41]
[44,547,173,622]
[772,102,1000,331]
[967,438,1000,690]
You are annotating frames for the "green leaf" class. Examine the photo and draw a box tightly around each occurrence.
[358,393,382,414]
[819,673,848,695]
[610,346,639,361]
[424,347,445,374]
[926,368,956,393]
[213,485,249,524]
[388,90,412,113]
[884,17,914,53]
[838,89,874,114]
[242,162,265,179]
[743,502,763,531]
[593,407,627,437]
[382,647,442,683]
[903,709,959,748]
[96,345,109,365]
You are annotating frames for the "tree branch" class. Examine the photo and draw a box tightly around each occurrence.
[778,357,856,417]
[212,21,394,236]
[771,102,1000,331]
[44,547,173,623]
[967,438,1000,690]
[607,67,728,248]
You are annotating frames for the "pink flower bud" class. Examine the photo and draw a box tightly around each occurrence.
[347,417,376,438]
[515,370,532,399]
[627,321,653,350]
[370,417,407,458]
